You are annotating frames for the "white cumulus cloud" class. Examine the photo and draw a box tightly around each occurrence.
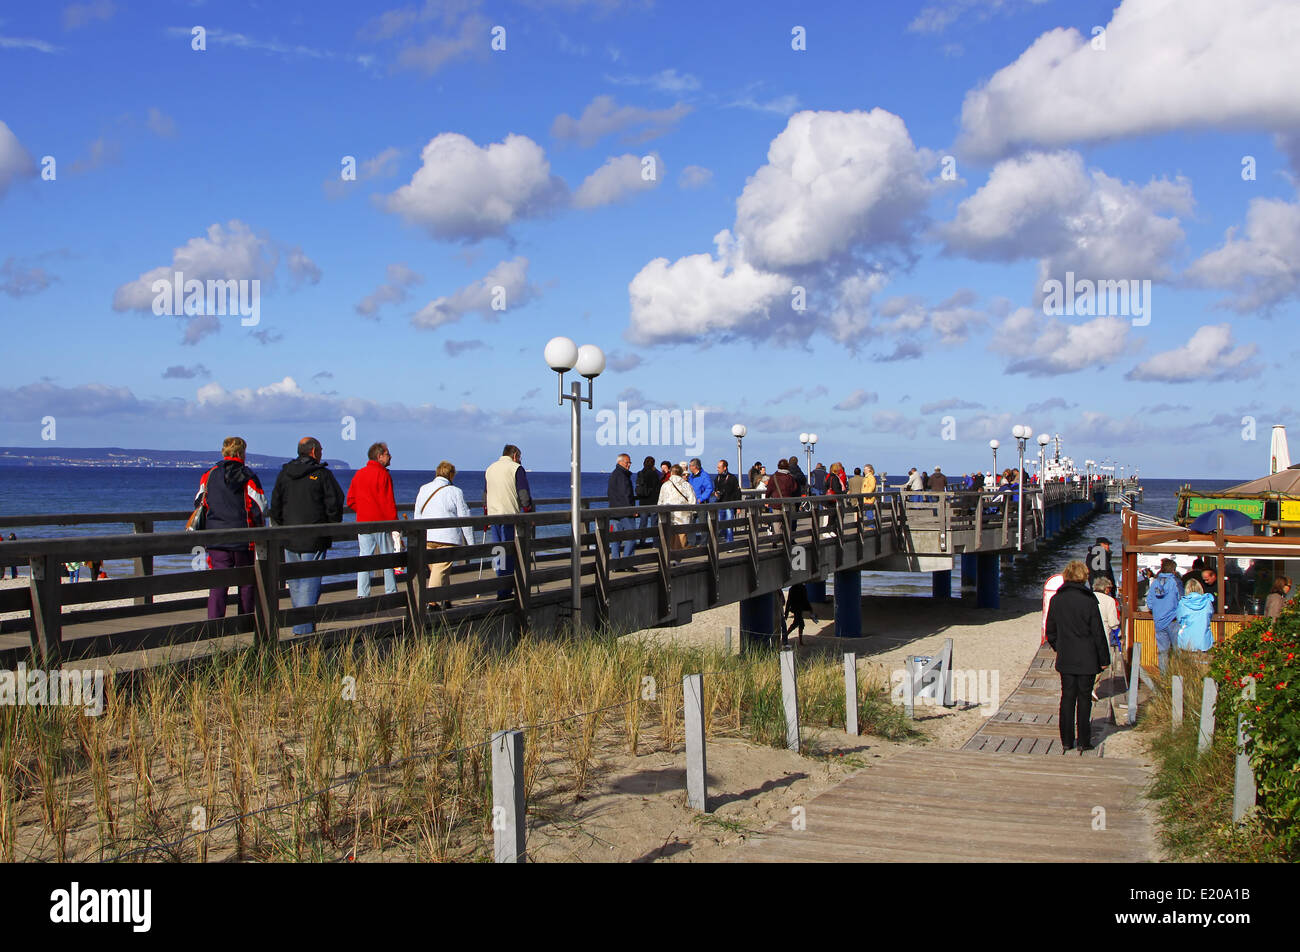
[939,151,1191,289]
[735,109,931,273]
[957,0,1300,160]
[1126,324,1259,382]
[627,231,789,345]
[993,307,1131,376]
[411,257,537,329]
[573,152,663,208]
[1185,197,1300,312]
[383,133,566,243]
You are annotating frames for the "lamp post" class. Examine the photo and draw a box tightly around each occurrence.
[1036,432,1051,526]
[989,439,999,480]
[732,424,747,487]
[799,432,818,482]
[1012,425,1033,551]
[545,336,604,629]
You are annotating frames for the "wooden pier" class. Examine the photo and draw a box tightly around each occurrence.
[0,483,1106,668]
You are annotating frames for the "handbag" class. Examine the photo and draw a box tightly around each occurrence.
[186,467,214,531]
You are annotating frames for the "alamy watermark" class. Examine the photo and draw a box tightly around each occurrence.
[1041,271,1150,326]
[0,664,107,716]
[594,401,705,456]
[151,271,260,326]
[890,666,1000,715]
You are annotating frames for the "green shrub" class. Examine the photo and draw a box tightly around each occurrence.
[1207,606,1300,858]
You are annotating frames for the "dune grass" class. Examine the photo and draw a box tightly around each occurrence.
[1139,652,1285,862]
[0,621,915,863]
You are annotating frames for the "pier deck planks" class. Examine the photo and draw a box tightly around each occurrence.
[741,636,1154,863]
[739,747,1153,862]
[961,643,1120,757]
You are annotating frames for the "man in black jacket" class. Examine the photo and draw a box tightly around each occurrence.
[270,436,345,634]
[1045,560,1111,752]
[1086,537,1117,591]
[788,456,807,495]
[713,459,741,542]
[634,454,660,540]
[607,453,637,569]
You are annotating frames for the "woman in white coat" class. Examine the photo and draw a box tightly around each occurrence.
[415,460,474,610]
[658,463,697,555]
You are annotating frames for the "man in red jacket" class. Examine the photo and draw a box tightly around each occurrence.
[346,442,398,597]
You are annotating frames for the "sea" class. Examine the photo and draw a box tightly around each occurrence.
[0,467,1247,599]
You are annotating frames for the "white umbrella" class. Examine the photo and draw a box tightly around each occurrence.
[1271,424,1291,474]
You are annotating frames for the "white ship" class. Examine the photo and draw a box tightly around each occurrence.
[1034,434,1080,482]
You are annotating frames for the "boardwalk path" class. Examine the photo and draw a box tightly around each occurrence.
[741,645,1155,862]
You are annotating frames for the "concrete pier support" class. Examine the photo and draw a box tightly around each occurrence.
[960,553,978,590]
[833,568,862,638]
[806,578,828,603]
[932,569,952,600]
[976,552,1000,609]
[740,591,780,650]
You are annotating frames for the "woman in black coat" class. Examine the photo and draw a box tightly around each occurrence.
[1045,560,1111,753]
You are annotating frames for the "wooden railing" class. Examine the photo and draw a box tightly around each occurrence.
[0,493,908,665]
[0,485,1101,666]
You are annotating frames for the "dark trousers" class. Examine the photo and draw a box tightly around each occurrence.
[1059,672,1096,748]
[489,523,515,599]
[207,546,255,619]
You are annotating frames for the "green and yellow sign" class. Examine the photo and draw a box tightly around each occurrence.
[1186,497,1264,520]
[1280,500,1300,522]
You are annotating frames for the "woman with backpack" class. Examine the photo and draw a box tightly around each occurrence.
[194,436,267,620]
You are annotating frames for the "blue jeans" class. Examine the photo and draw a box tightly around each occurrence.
[719,509,734,543]
[1154,620,1176,674]
[357,531,396,597]
[609,517,635,562]
[489,524,515,599]
[284,549,327,635]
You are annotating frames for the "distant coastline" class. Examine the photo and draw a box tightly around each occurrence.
[0,446,352,470]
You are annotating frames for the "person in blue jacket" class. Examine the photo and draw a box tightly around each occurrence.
[1146,558,1183,675]
[686,458,715,547]
[1175,577,1215,654]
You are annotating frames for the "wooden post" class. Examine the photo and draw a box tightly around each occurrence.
[1171,674,1183,729]
[253,539,281,647]
[780,648,800,752]
[132,520,154,606]
[1126,641,1141,725]
[844,653,858,735]
[1233,713,1256,823]
[404,525,428,631]
[904,655,916,719]
[511,525,532,627]
[683,674,708,812]
[1198,677,1217,753]
[491,729,526,863]
[940,637,955,708]
[28,554,62,666]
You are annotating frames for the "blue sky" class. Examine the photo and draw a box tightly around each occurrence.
[2,0,1299,478]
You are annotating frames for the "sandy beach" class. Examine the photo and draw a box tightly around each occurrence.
[3,575,1154,861]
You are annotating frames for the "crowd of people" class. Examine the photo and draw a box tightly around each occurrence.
[189,436,539,627]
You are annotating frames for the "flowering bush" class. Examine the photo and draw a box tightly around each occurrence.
[1208,606,1300,856]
